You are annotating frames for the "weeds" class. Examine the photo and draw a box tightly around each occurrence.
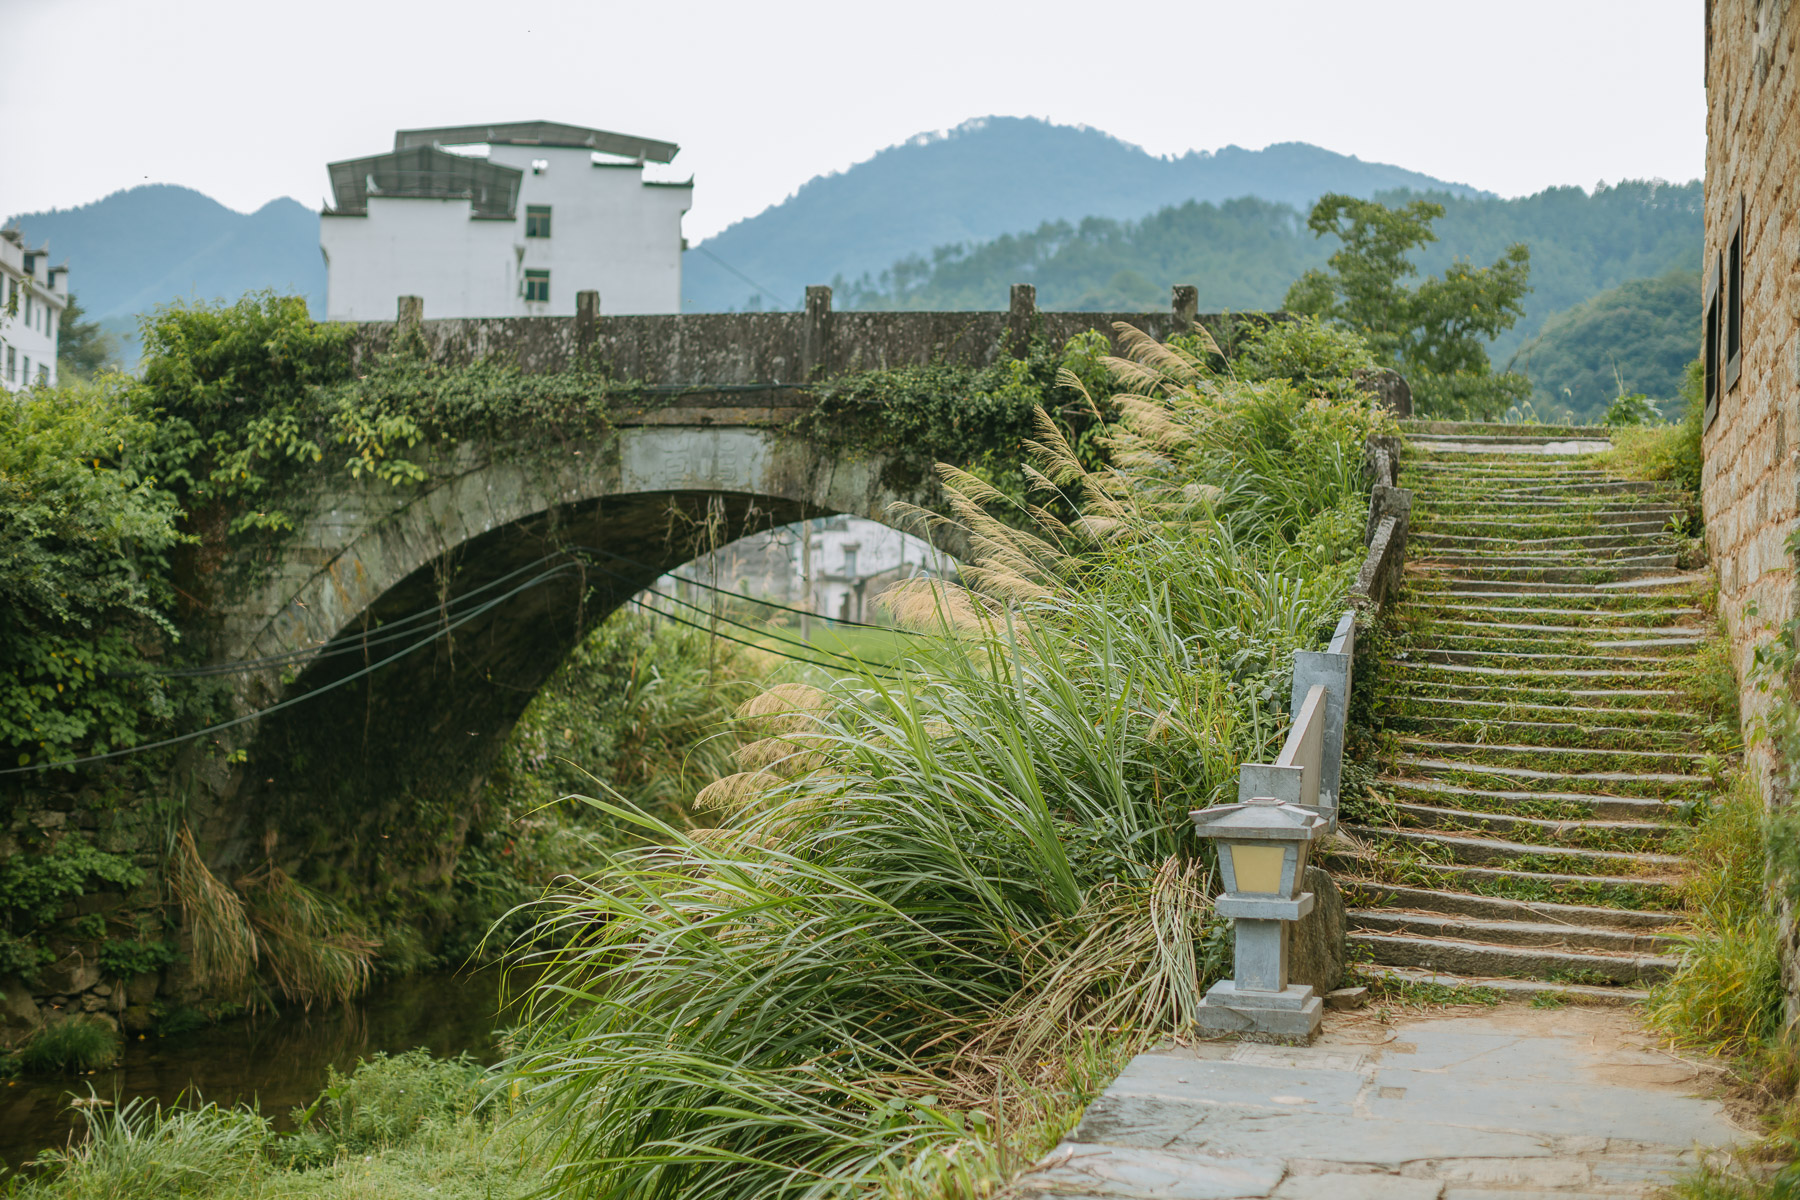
[15,1017,120,1075]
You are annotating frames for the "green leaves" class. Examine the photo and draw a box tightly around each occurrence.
[1285,193,1532,418]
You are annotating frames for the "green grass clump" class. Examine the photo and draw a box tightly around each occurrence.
[16,1017,120,1075]
[1650,772,1783,1056]
[282,1049,488,1167]
[25,1096,271,1198]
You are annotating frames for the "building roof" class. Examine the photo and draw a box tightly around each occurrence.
[392,120,678,163]
[325,145,523,218]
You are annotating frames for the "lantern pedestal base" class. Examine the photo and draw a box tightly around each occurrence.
[1195,981,1322,1043]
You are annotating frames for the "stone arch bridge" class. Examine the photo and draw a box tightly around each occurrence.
[186,286,1225,878]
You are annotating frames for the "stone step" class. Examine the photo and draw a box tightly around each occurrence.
[1391,754,1707,801]
[1389,679,1695,713]
[1414,533,1677,555]
[1395,738,1703,775]
[1426,619,1705,640]
[1349,931,1676,985]
[1389,712,1705,752]
[1344,822,1686,874]
[1407,574,1707,596]
[1416,647,1683,672]
[1413,561,1685,585]
[1349,908,1684,956]
[1422,631,1703,657]
[1408,601,1704,626]
[1338,880,1685,930]
[1389,801,1678,851]
[1327,851,1681,908]
[1358,965,1651,1006]
[1377,776,1688,821]
[1391,660,1678,686]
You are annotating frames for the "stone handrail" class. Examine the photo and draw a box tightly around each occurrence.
[1235,433,1412,833]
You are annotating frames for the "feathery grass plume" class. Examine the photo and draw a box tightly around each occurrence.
[736,682,831,735]
[733,736,825,776]
[168,825,258,996]
[239,866,378,1009]
[692,771,784,813]
[933,463,1011,508]
[878,577,989,632]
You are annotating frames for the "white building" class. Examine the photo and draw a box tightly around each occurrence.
[0,229,68,392]
[653,517,957,626]
[320,120,692,320]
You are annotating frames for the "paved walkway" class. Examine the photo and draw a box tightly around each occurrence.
[1015,1005,1741,1199]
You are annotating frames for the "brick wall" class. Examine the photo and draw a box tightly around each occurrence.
[1702,0,1800,1022]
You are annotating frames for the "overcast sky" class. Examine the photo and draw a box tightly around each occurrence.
[2,0,1702,241]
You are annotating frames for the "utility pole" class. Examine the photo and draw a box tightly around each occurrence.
[800,518,813,645]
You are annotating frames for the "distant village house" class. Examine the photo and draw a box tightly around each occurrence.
[0,229,67,392]
[320,120,692,320]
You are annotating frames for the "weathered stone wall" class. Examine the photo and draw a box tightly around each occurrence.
[345,284,1243,381]
[1,774,172,1047]
[1702,0,1800,1022]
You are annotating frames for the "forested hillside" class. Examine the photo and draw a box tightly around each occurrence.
[1510,268,1699,420]
[843,179,1701,366]
[682,116,1486,312]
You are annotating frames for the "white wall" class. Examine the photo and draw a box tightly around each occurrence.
[322,144,691,321]
[0,238,66,393]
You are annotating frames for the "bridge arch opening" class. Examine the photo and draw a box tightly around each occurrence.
[205,426,963,889]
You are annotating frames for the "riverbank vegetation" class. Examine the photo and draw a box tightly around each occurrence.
[6,314,1390,1195]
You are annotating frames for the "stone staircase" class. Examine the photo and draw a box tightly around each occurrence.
[1332,425,1709,1004]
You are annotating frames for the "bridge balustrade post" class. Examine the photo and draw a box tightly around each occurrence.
[1008,284,1036,359]
[1172,284,1199,330]
[396,295,424,355]
[803,285,833,380]
[576,290,601,361]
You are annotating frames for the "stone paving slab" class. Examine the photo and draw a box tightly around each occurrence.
[1012,1006,1741,1198]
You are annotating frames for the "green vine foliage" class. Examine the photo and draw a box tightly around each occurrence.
[0,381,186,764]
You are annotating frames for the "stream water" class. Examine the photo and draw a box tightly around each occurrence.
[0,968,518,1171]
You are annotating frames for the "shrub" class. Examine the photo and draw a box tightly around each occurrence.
[17,1016,121,1074]
[282,1049,488,1167]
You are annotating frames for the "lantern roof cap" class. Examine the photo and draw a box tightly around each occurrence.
[1190,796,1327,841]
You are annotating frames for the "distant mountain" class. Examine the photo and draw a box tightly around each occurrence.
[683,116,1489,312]
[5,185,324,322]
[838,178,1702,377]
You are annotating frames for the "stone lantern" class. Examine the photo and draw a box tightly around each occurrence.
[1191,795,1328,1041]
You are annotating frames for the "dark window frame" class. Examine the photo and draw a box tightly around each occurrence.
[1725,194,1744,394]
[1703,253,1721,431]
[525,205,552,239]
[523,269,551,303]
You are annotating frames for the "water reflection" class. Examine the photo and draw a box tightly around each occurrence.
[1,968,518,1170]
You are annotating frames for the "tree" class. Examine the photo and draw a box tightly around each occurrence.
[56,295,118,379]
[1285,195,1533,419]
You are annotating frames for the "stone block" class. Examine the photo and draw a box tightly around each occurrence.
[1325,986,1368,1010]
[1,973,44,1046]
[1274,1174,1442,1200]
[1025,1143,1285,1199]
[37,949,99,996]
[1289,867,1347,994]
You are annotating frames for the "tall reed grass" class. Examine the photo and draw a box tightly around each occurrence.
[504,319,1389,1199]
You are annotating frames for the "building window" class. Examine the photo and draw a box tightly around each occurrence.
[526,205,552,238]
[842,546,859,577]
[35,364,46,386]
[5,345,14,382]
[524,269,550,303]
[1703,254,1721,429]
[1725,195,1744,394]
[21,355,28,383]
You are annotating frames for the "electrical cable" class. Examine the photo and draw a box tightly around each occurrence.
[11,557,913,774]
[0,562,588,776]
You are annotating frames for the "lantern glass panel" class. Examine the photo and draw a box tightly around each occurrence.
[1230,843,1287,894]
